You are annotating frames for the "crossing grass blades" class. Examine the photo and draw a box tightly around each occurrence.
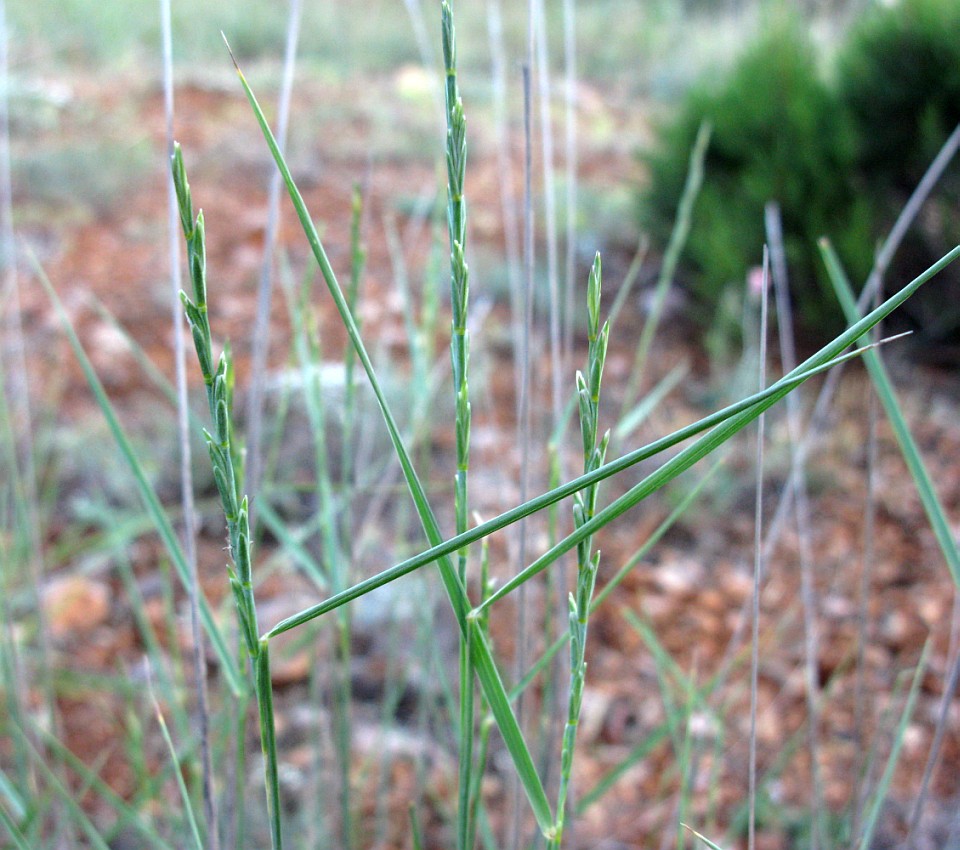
[164,3,960,848]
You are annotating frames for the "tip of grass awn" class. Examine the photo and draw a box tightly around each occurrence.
[680,823,725,850]
[222,32,241,75]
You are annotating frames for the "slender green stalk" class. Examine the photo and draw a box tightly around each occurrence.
[0,413,29,783]
[442,5,476,848]
[443,0,470,586]
[225,666,251,850]
[284,268,352,847]
[550,254,608,849]
[19,735,112,850]
[621,121,710,414]
[410,804,425,850]
[147,673,204,850]
[255,640,283,850]
[682,824,726,850]
[675,666,700,850]
[0,800,30,850]
[576,723,671,815]
[513,465,720,709]
[856,642,930,850]
[606,235,648,337]
[342,183,366,500]
[256,499,329,591]
[467,530,494,850]
[615,360,689,443]
[0,769,24,824]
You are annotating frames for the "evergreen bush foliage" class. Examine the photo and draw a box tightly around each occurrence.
[641,12,873,340]
[838,0,960,355]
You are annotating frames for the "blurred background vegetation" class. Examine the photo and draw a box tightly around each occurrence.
[11,0,960,353]
[641,0,960,353]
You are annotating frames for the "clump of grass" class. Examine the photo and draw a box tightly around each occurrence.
[171,100,957,839]
[8,3,960,849]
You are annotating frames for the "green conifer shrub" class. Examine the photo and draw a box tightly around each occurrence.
[640,12,873,341]
[838,0,960,358]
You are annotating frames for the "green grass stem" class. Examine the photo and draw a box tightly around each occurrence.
[615,360,689,443]
[255,640,284,850]
[550,253,608,849]
[174,145,285,848]
[0,799,30,850]
[856,641,930,850]
[19,734,112,850]
[441,4,478,848]
[682,823,726,850]
[621,121,709,414]
[0,769,24,824]
[147,674,205,850]
[255,499,329,591]
[342,183,366,514]
[288,276,356,848]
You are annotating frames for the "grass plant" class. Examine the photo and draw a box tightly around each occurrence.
[182,19,958,845]
[5,2,960,849]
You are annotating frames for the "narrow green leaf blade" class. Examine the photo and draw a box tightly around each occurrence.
[33,258,243,694]
[821,239,960,588]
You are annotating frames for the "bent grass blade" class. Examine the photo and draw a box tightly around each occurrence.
[821,238,960,589]
[266,339,895,640]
